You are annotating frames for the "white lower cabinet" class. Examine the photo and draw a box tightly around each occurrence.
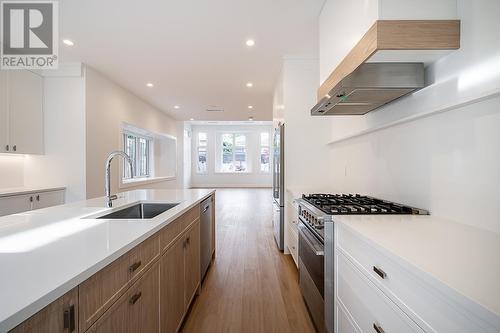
[287,225,299,266]
[0,194,34,217]
[32,190,65,210]
[285,196,299,266]
[334,223,500,333]
[336,251,423,333]
[337,301,359,333]
[0,189,65,217]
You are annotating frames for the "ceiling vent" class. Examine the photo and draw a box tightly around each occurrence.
[206,106,224,112]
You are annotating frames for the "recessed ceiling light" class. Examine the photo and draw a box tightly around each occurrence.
[146,83,154,87]
[247,105,253,109]
[190,118,194,121]
[246,82,253,88]
[248,116,254,121]
[245,39,255,47]
[62,39,74,46]
[174,105,180,109]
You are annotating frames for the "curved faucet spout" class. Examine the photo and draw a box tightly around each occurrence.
[105,151,134,207]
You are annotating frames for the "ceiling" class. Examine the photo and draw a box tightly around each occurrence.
[59,0,324,121]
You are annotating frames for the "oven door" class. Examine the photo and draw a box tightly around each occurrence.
[299,221,325,332]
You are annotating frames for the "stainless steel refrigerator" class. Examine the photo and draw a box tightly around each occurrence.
[272,123,285,251]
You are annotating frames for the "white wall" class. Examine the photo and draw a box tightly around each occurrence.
[319,0,378,84]
[23,70,87,202]
[190,124,273,188]
[0,155,24,189]
[183,124,192,188]
[320,0,500,233]
[278,58,333,193]
[85,66,183,199]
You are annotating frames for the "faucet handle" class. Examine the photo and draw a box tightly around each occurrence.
[109,195,118,201]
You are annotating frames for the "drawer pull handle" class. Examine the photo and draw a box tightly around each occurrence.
[373,266,387,279]
[129,260,142,273]
[129,292,142,305]
[373,323,385,333]
[63,304,75,332]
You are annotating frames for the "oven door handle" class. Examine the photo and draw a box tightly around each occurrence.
[299,224,324,256]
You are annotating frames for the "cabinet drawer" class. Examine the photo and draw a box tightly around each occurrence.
[10,288,78,333]
[128,234,160,280]
[160,205,199,251]
[160,218,182,251]
[87,263,159,333]
[288,226,298,266]
[79,235,159,332]
[336,300,360,333]
[337,251,424,333]
[286,200,299,233]
[179,205,200,231]
[337,224,494,333]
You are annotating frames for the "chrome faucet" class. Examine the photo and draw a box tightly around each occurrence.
[105,151,134,207]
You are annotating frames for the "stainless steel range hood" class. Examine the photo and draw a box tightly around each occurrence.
[311,63,425,116]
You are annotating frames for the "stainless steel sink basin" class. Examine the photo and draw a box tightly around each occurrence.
[97,203,179,219]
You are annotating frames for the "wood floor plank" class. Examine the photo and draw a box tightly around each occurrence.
[180,189,316,333]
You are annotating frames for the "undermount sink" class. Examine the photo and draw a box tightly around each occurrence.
[97,203,179,219]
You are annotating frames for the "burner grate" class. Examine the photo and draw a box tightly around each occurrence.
[302,194,424,215]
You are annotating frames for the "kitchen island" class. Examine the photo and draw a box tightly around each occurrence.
[0,189,215,332]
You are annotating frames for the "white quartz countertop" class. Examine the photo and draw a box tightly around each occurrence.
[0,186,66,197]
[0,189,215,332]
[335,215,500,320]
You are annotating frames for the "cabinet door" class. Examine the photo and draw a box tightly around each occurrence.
[128,264,160,333]
[88,263,159,333]
[10,287,78,333]
[0,194,33,217]
[210,194,215,257]
[9,70,43,154]
[32,190,65,210]
[160,237,185,333]
[0,69,8,152]
[184,220,200,306]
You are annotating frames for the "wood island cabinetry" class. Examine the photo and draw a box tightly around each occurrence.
[8,194,215,333]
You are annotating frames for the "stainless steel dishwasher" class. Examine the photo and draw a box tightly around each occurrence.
[200,197,212,282]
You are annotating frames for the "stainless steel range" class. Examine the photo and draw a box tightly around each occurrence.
[295,194,428,333]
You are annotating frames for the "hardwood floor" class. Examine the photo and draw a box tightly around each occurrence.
[181,188,316,333]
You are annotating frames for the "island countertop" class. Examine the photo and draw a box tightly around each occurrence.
[0,189,215,332]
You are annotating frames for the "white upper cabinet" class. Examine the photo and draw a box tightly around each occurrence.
[0,70,44,154]
[0,70,8,152]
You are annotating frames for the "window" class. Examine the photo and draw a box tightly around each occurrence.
[197,132,208,173]
[123,132,152,179]
[260,132,270,172]
[220,133,247,172]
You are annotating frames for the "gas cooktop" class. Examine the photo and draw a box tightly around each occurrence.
[302,194,428,215]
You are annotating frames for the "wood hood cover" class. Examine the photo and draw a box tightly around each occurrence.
[313,20,460,116]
